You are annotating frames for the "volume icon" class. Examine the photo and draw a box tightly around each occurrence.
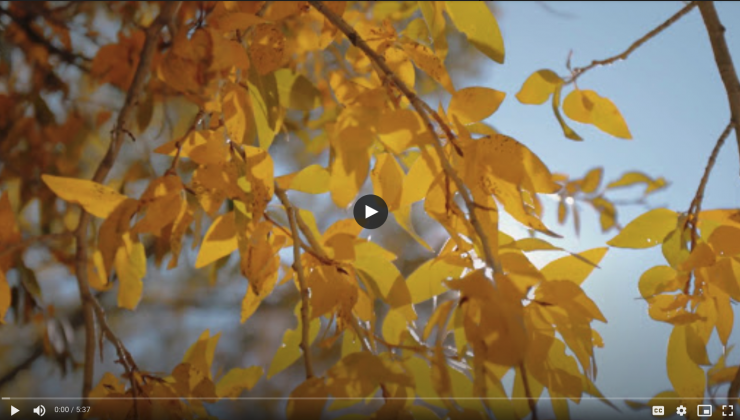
[33,405,46,416]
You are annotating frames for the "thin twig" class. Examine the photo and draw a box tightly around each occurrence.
[686,122,734,249]
[275,188,315,379]
[519,362,539,420]
[308,0,501,276]
[71,2,180,413]
[698,2,740,178]
[165,110,204,176]
[566,2,698,84]
[0,232,72,259]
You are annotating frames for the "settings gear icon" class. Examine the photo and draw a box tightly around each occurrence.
[677,405,687,416]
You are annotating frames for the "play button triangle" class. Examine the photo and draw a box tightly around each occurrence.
[365,205,378,219]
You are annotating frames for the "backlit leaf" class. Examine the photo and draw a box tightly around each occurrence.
[708,225,740,256]
[516,69,562,105]
[445,1,505,64]
[268,308,321,378]
[448,87,506,124]
[216,367,263,399]
[115,232,146,310]
[195,212,238,269]
[42,174,128,219]
[401,40,454,93]
[407,255,468,303]
[667,325,706,399]
[276,165,330,194]
[551,84,583,141]
[607,209,677,249]
[607,171,667,193]
[563,90,632,139]
[540,247,607,285]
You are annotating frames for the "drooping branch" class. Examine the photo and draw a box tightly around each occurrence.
[567,1,698,84]
[308,0,501,276]
[71,1,180,410]
[698,1,740,177]
[274,187,315,379]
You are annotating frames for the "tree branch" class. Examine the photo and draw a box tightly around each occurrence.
[698,1,740,177]
[275,187,315,379]
[71,2,180,411]
[567,1,698,84]
[308,0,501,276]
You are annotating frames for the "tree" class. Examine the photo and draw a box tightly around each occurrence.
[0,1,739,419]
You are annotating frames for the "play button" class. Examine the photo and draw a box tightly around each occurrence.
[353,194,388,229]
[11,406,19,416]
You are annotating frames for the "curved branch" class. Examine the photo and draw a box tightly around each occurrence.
[308,0,501,276]
[699,1,740,177]
[567,2,697,84]
[275,188,315,379]
[71,2,180,410]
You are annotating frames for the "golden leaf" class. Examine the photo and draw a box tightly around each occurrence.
[115,232,146,310]
[215,366,263,399]
[607,209,677,249]
[401,40,454,93]
[42,174,128,219]
[449,87,506,124]
[563,89,632,139]
[445,1,505,63]
[516,69,562,105]
[250,23,285,75]
[667,325,706,399]
[195,212,238,269]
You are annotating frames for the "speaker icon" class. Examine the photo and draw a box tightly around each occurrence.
[33,405,46,416]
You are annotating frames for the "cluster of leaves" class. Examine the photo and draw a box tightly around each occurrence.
[608,208,740,412]
[1,1,739,420]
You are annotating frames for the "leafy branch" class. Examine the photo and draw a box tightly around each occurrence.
[0,232,72,260]
[71,2,180,411]
[566,1,698,85]
[698,1,740,178]
[308,0,502,276]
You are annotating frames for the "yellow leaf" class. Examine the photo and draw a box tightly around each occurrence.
[708,258,740,301]
[392,205,433,252]
[662,226,691,269]
[223,83,253,144]
[407,255,467,303]
[715,295,733,346]
[679,242,716,271]
[540,247,608,285]
[418,1,448,59]
[401,40,454,93]
[250,23,285,75]
[276,165,330,194]
[275,69,321,111]
[327,352,413,398]
[354,254,416,321]
[445,1,505,64]
[551,84,583,141]
[667,324,706,399]
[580,168,602,194]
[209,12,265,32]
[195,212,238,269]
[607,171,667,193]
[448,87,506,124]
[216,366,263,399]
[708,225,740,256]
[286,378,328,420]
[268,307,321,378]
[563,90,632,139]
[240,253,280,323]
[154,130,230,165]
[88,249,110,291]
[182,329,221,381]
[382,309,408,345]
[0,270,9,324]
[535,280,606,322]
[607,209,677,249]
[378,109,434,154]
[247,70,279,150]
[41,174,128,219]
[401,147,440,206]
[423,300,456,341]
[516,69,562,105]
[638,265,683,299]
[115,232,146,310]
[385,46,415,89]
[371,153,403,211]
